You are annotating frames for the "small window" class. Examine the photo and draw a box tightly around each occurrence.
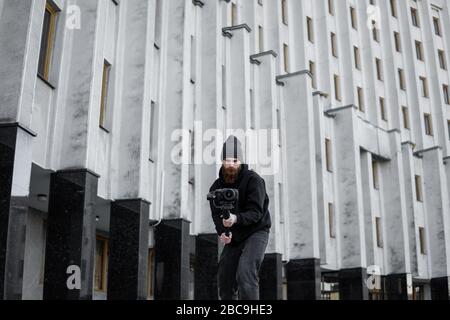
[398,69,406,90]
[372,23,380,42]
[419,76,428,98]
[438,50,447,70]
[100,60,111,129]
[394,32,401,52]
[402,106,410,129]
[433,17,441,36]
[376,58,383,81]
[331,33,337,57]
[258,25,264,52]
[334,74,341,101]
[350,7,357,29]
[328,203,335,238]
[390,0,397,18]
[38,1,59,80]
[411,8,420,27]
[325,138,333,172]
[309,61,317,89]
[447,120,450,140]
[307,17,314,43]
[372,160,379,190]
[357,87,364,112]
[380,97,387,122]
[415,41,424,61]
[283,43,290,73]
[281,0,288,25]
[328,0,334,15]
[424,113,433,136]
[415,175,423,202]
[231,3,238,26]
[443,85,449,105]
[419,227,426,254]
[354,46,361,70]
[95,236,109,292]
[375,217,383,248]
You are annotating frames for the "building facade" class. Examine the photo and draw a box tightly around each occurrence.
[1,0,450,300]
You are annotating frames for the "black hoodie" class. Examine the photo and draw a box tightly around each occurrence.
[209,164,271,245]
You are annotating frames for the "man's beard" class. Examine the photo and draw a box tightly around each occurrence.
[223,166,241,184]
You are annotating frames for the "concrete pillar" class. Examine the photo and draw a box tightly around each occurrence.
[0,124,35,300]
[286,258,321,300]
[338,267,369,300]
[259,253,283,300]
[154,219,191,300]
[194,234,218,300]
[107,199,150,300]
[43,169,99,300]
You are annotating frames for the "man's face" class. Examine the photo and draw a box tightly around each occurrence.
[222,158,241,183]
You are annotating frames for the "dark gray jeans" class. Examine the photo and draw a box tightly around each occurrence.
[218,229,269,300]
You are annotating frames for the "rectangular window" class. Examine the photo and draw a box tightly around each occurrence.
[376,58,383,81]
[325,138,333,172]
[357,87,365,112]
[350,7,357,29]
[334,74,341,101]
[433,17,441,36]
[281,0,288,25]
[283,43,289,73]
[420,76,428,98]
[328,203,335,238]
[411,8,420,27]
[190,35,196,82]
[394,32,401,52]
[402,106,410,129]
[438,50,447,70]
[258,25,264,52]
[149,101,158,161]
[380,97,387,121]
[354,46,361,70]
[38,1,59,80]
[372,160,379,190]
[448,120,450,140]
[398,69,406,90]
[328,0,334,15]
[415,175,423,202]
[415,41,424,61]
[331,33,337,57]
[390,0,397,18]
[372,24,380,42]
[307,17,314,43]
[95,236,109,292]
[424,113,433,136]
[376,217,383,248]
[100,60,111,129]
[231,3,238,26]
[309,61,317,89]
[443,85,449,104]
[419,227,426,254]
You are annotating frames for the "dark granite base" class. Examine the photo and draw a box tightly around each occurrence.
[194,234,218,300]
[259,253,283,300]
[431,276,450,300]
[108,199,150,300]
[384,273,412,300]
[154,219,191,300]
[286,258,321,300]
[43,169,98,300]
[338,267,369,300]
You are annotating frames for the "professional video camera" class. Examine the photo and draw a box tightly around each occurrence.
[207,188,239,236]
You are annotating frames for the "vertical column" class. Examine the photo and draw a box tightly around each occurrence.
[419,147,450,300]
[0,124,35,300]
[381,131,412,299]
[259,253,283,300]
[194,234,218,300]
[43,169,99,300]
[154,219,191,300]
[277,70,321,300]
[223,24,251,130]
[327,105,368,300]
[108,200,150,300]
